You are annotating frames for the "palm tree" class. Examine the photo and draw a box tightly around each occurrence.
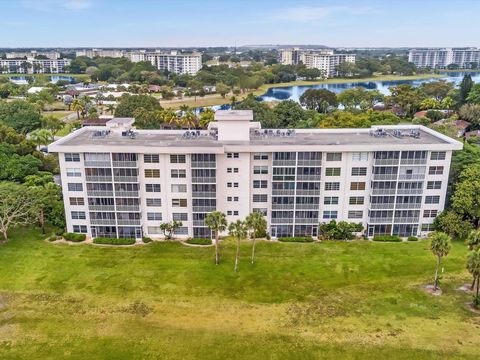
[467,249,480,307]
[71,99,84,120]
[245,212,267,264]
[179,104,189,115]
[429,232,452,291]
[106,104,115,115]
[199,109,215,129]
[29,128,53,149]
[205,211,227,265]
[228,220,247,272]
[229,96,237,109]
[181,110,197,129]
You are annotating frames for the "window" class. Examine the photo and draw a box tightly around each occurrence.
[71,211,86,220]
[68,183,83,192]
[147,212,162,221]
[349,196,364,205]
[171,169,186,178]
[144,169,160,178]
[172,199,187,207]
[253,180,268,189]
[234,168,239,173]
[431,151,446,160]
[326,153,342,161]
[147,226,162,234]
[325,167,341,176]
[253,194,268,202]
[253,166,268,174]
[428,166,444,175]
[324,196,339,205]
[253,153,268,160]
[423,210,438,218]
[234,211,239,215]
[427,181,442,190]
[227,196,239,202]
[170,154,186,163]
[173,213,188,221]
[234,182,239,188]
[176,227,188,235]
[146,198,162,207]
[73,225,87,233]
[144,154,159,163]
[227,153,239,158]
[65,153,80,162]
[66,168,81,177]
[348,211,363,219]
[323,210,338,219]
[146,184,161,192]
[227,211,232,215]
[69,197,84,206]
[352,152,368,161]
[421,224,435,232]
[350,182,366,191]
[227,182,232,187]
[351,167,367,176]
[253,208,267,216]
[234,196,239,201]
[425,196,440,204]
[171,184,187,193]
[325,182,340,191]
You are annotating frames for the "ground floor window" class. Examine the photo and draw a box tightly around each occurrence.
[118,226,141,238]
[294,225,318,237]
[193,227,211,238]
[368,224,392,237]
[271,225,293,237]
[91,226,117,238]
[393,224,418,237]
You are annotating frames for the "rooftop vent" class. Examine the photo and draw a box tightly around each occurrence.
[91,130,110,138]
[370,128,387,137]
[251,129,295,139]
[121,129,137,139]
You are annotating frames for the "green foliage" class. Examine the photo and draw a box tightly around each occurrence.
[425,109,444,121]
[273,100,307,127]
[93,237,135,245]
[451,164,480,227]
[159,221,183,240]
[245,211,267,239]
[318,220,363,240]
[63,233,86,242]
[429,232,452,257]
[467,84,480,104]
[407,236,419,242]
[235,94,278,128]
[420,80,454,101]
[114,94,162,118]
[299,89,338,113]
[277,237,314,243]
[459,103,480,125]
[372,235,402,242]
[142,236,153,244]
[459,74,474,104]
[387,84,426,117]
[433,210,473,239]
[186,238,212,245]
[0,100,42,133]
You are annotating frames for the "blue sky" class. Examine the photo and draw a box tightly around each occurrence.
[0,0,479,48]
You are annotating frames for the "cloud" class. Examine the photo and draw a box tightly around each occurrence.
[21,0,92,12]
[274,5,380,23]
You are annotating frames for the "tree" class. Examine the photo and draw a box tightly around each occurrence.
[467,84,480,104]
[467,229,480,251]
[159,220,182,240]
[199,109,215,129]
[87,106,99,119]
[459,74,474,104]
[467,249,480,306]
[429,232,452,291]
[459,104,480,125]
[421,80,454,101]
[187,79,203,101]
[273,100,307,128]
[71,99,83,120]
[114,94,162,118]
[335,61,357,77]
[216,82,230,98]
[0,182,37,241]
[0,100,42,133]
[106,104,115,115]
[433,210,473,240]
[228,220,247,272]
[245,212,267,264]
[387,84,425,117]
[29,128,53,148]
[42,116,64,136]
[318,220,363,240]
[451,164,480,227]
[299,89,338,113]
[205,211,227,265]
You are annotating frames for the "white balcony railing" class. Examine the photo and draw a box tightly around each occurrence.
[395,203,422,209]
[90,219,116,225]
[85,175,112,182]
[116,205,140,212]
[88,205,115,211]
[117,219,141,226]
[87,190,114,197]
[112,161,137,168]
[370,203,395,210]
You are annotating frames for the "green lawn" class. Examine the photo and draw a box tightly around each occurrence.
[0,227,478,359]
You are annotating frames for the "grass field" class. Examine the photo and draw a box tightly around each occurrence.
[0,227,479,359]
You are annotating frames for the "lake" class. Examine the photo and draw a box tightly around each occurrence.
[8,75,76,85]
[257,72,480,103]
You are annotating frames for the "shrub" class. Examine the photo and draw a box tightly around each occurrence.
[186,238,212,245]
[372,235,402,242]
[47,234,61,242]
[63,233,86,242]
[142,236,153,244]
[407,236,419,242]
[278,236,314,243]
[266,232,271,240]
[251,229,268,239]
[93,237,135,245]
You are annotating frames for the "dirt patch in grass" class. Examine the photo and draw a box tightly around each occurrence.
[424,285,443,296]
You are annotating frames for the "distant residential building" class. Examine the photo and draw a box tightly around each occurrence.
[127,50,202,75]
[5,50,61,60]
[408,48,480,69]
[278,48,355,77]
[0,58,71,74]
[76,49,125,58]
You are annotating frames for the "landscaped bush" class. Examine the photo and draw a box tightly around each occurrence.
[372,235,402,242]
[278,236,314,243]
[407,236,419,242]
[93,237,135,245]
[186,238,212,245]
[142,236,153,244]
[63,233,86,242]
[47,234,62,242]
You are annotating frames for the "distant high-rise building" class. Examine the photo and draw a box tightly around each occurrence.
[5,50,61,60]
[127,50,202,75]
[408,48,480,68]
[76,49,125,58]
[0,58,71,74]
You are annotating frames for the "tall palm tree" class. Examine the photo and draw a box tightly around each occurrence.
[71,99,83,120]
[182,110,197,129]
[179,104,189,115]
[228,220,247,272]
[229,96,237,109]
[429,232,452,291]
[29,128,53,149]
[245,212,267,264]
[106,104,115,114]
[199,109,215,129]
[467,249,480,307]
[205,211,227,265]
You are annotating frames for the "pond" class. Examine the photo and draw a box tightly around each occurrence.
[8,75,76,85]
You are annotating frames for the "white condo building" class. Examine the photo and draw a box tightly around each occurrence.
[5,50,61,60]
[408,48,480,68]
[278,48,356,77]
[127,50,202,75]
[75,49,125,58]
[48,111,462,241]
[0,58,71,74]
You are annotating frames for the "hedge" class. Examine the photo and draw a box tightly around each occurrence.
[63,233,86,242]
[93,237,135,245]
[186,238,212,245]
[372,235,402,242]
[278,236,314,243]
[407,236,419,241]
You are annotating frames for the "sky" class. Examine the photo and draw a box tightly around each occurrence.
[0,0,479,48]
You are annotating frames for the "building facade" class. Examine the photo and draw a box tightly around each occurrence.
[408,48,480,68]
[127,50,202,75]
[278,48,356,77]
[0,58,71,74]
[75,49,125,58]
[5,50,61,60]
[48,111,462,241]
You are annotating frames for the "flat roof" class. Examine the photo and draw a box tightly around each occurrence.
[214,110,253,121]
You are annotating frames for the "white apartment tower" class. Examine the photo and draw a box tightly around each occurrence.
[408,48,480,69]
[128,50,202,75]
[48,111,462,241]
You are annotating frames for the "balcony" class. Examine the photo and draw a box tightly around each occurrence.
[85,175,112,182]
[114,191,139,197]
[400,159,427,165]
[90,219,116,225]
[191,177,216,184]
[373,174,398,181]
[396,189,423,195]
[369,217,393,224]
[87,190,114,197]
[394,217,420,224]
[192,206,216,212]
[193,220,206,226]
[88,204,115,211]
[371,188,396,195]
[117,219,141,226]
[398,174,425,181]
[296,174,321,181]
[191,161,216,168]
[272,176,296,181]
[370,203,395,210]
[84,160,111,167]
[296,189,321,196]
[112,161,137,168]
[272,189,295,196]
[294,218,319,224]
[272,160,296,167]
[395,203,422,209]
[374,159,399,166]
[116,205,140,212]
[192,192,216,198]
[271,218,294,224]
[297,160,322,167]
[295,203,319,210]
[271,203,295,210]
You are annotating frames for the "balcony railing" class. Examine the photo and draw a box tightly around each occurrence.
[371,189,396,195]
[192,206,216,212]
[396,189,423,195]
[116,205,140,212]
[114,191,139,197]
[400,159,427,165]
[88,204,115,211]
[272,160,296,167]
[296,174,321,181]
[271,218,294,224]
[297,160,322,167]
[295,203,319,210]
[398,174,425,181]
[296,189,321,196]
[373,174,398,181]
[192,191,216,198]
[86,175,112,182]
[374,159,399,166]
[191,177,216,184]
[112,161,138,168]
[272,176,296,181]
[117,219,141,226]
[84,160,111,167]
[90,219,116,225]
[114,176,138,183]
[369,217,393,224]
[370,203,395,210]
[193,220,206,226]
[87,190,114,197]
[191,161,216,168]
[271,203,295,210]
[395,203,422,209]
[294,218,319,224]
[272,189,295,196]
[394,217,420,223]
